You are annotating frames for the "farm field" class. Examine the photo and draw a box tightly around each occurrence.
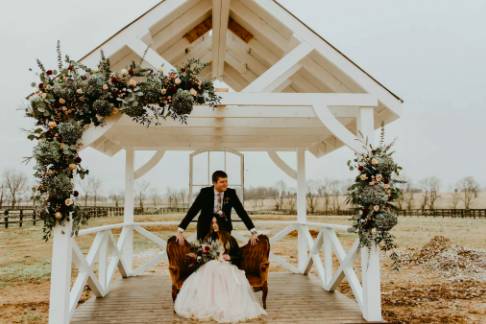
[0,213,485,323]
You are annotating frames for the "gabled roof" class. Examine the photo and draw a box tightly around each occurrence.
[79,0,403,158]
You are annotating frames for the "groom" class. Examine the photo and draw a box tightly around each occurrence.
[175,170,259,246]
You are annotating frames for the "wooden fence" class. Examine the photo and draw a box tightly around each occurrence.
[254,208,486,218]
[1,206,485,228]
[0,206,188,228]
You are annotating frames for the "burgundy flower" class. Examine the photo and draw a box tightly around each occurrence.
[46,70,53,75]
[74,156,82,163]
[358,165,364,171]
[73,190,79,197]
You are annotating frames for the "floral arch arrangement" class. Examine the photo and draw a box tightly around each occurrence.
[24,42,220,240]
[346,124,405,270]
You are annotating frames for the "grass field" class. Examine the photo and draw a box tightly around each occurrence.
[0,213,485,323]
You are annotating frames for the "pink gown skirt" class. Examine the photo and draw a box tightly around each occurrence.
[174,259,267,323]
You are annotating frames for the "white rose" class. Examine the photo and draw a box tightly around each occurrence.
[175,78,181,85]
[189,88,197,96]
[373,205,380,211]
[120,68,128,76]
[360,174,368,181]
[371,158,379,165]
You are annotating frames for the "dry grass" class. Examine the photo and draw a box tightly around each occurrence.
[0,213,485,323]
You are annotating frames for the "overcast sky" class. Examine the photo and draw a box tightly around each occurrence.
[1,0,485,196]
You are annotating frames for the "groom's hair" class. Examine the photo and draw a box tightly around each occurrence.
[212,170,227,183]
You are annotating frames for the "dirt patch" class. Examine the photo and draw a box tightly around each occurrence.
[402,235,486,281]
[378,236,486,323]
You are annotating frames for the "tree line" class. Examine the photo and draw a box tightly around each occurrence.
[0,168,484,211]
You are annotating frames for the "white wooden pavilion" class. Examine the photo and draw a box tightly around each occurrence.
[48,1,403,323]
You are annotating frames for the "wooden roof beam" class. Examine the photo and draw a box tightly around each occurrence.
[242,43,313,92]
[212,0,231,79]
[152,0,212,54]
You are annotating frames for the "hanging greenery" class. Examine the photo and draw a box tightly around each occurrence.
[345,122,405,270]
[24,41,221,240]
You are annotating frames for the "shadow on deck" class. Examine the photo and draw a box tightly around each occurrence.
[71,271,367,323]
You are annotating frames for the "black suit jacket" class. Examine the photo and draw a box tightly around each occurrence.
[178,186,255,240]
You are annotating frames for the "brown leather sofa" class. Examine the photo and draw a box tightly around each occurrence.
[166,234,270,308]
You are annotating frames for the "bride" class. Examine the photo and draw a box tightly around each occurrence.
[174,215,267,323]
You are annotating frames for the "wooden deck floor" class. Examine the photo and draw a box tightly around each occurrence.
[71,272,367,323]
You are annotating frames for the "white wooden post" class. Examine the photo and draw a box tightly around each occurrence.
[48,215,73,324]
[123,148,135,274]
[296,148,308,272]
[357,106,383,321]
[360,243,383,321]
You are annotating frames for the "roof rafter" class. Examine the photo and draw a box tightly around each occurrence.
[211,0,231,79]
[242,43,313,92]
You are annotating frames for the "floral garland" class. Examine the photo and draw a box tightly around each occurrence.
[24,42,220,240]
[345,123,405,270]
[187,238,225,271]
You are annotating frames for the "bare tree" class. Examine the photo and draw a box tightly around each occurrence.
[149,187,160,208]
[178,189,188,207]
[286,191,296,213]
[109,191,123,208]
[449,186,461,209]
[317,180,332,212]
[306,179,322,214]
[0,183,5,208]
[328,180,345,212]
[136,181,151,211]
[273,180,287,211]
[419,177,441,209]
[2,169,28,208]
[306,192,319,213]
[457,176,479,209]
[86,176,102,207]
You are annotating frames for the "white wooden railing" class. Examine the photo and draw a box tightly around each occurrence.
[48,220,382,323]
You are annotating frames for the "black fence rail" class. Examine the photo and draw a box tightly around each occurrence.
[398,208,486,218]
[0,206,189,228]
[251,208,486,218]
[1,208,39,228]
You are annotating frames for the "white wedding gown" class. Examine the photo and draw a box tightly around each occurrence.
[174,259,267,323]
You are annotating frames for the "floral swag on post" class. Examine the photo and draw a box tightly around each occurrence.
[24,42,221,240]
[345,123,405,270]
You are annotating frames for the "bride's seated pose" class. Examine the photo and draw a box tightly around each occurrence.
[174,215,267,323]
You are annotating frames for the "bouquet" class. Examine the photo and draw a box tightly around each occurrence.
[186,238,225,270]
